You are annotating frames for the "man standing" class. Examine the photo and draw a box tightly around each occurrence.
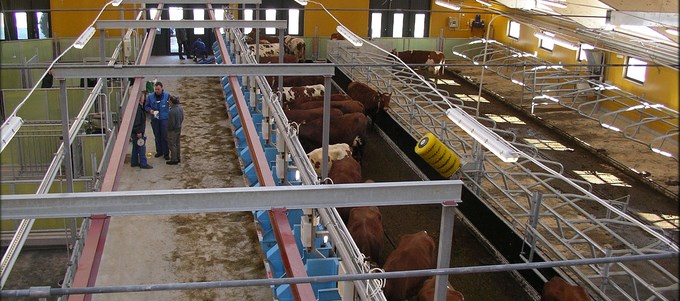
[176,28,189,60]
[131,92,153,169]
[166,95,184,165]
[145,82,170,160]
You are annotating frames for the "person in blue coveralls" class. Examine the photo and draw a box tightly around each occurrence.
[191,38,208,61]
[145,81,170,160]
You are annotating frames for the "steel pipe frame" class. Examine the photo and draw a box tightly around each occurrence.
[51,64,335,79]
[452,39,679,160]
[2,252,676,299]
[327,42,679,300]
[95,19,286,30]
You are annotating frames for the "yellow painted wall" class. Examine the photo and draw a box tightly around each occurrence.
[430,2,489,38]
[50,0,136,38]
[301,0,369,37]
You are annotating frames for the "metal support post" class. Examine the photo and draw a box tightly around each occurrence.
[527,191,543,262]
[321,75,331,181]
[60,79,75,194]
[278,28,284,92]
[434,201,457,301]
[99,29,106,64]
[600,247,613,294]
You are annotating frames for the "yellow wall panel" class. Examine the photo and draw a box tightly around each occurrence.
[50,0,136,38]
[301,0,369,37]
[430,3,488,38]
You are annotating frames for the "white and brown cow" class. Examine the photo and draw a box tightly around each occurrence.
[306,143,352,177]
[284,35,306,62]
[281,84,324,104]
[248,43,281,58]
[391,50,446,76]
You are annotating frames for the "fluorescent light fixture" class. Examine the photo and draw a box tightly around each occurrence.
[446,107,520,162]
[534,31,578,50]
[435,0,461,11]
[74,26,97,49]
[110,0,123,6]
[476,0,492,6]
[336,25,363,47]
[651,148,673,157]
[294,0,308,5]
[1,116,24,153]
[540,0,567,8]
[666,28,678,36]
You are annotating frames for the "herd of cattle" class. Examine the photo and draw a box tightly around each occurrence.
[245,31,590,301]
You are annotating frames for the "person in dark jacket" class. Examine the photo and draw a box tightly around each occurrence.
[176,28,189,60]
[131,92,153,169]
[144,81,170,160]
[41,69,53,88]
[166,95,184,165]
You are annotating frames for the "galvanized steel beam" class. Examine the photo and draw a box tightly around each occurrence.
[1,181,463,219]
[96,20,286,30]
[124,0,261,3]
[51,64,335,79]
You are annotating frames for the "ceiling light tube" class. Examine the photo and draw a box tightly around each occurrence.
[446,108,520,162]
[534,32,579,50]
[476,0,492,7]
[336,25,363,47]
[1,116,24,153]
[435,0,462,11]
[74,26,97,49]
[294,0,308,5]
[666,28,678,36]
[539,0,567,8]
[110,0,123,6]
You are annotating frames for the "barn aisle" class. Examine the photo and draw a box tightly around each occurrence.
[93,56,271,301]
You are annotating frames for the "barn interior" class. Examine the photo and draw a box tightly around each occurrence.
[0,0,678,301]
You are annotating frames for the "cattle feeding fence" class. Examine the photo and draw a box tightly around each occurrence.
[327,39,679,301]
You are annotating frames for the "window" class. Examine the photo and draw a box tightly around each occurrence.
[169,7,183,53]
[214,8,225,34]
[508,20,520,39]
[539,31,555,51]
[392,13,404,38]
[0,13,5,40]
[15,12,28,40]
[193,9,204,35]
[577,43,593,62]
[243,9,253,34]
[36,12,50,38]
[288,9,300,35]
[370,13,382,38]
[414,13,425,38]
[265,9,276,35]
[625,57,647,83]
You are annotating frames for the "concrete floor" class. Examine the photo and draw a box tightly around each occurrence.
[92,56,271,301]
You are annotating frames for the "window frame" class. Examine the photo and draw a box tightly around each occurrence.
[538,31,555,51]
[624,57,647,84]
[507,20,520,39]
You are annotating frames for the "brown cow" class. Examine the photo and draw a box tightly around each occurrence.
[327,156,362,184]
[284,107,343,124]
[281,84,324,103]
[269,76,325,88]
[284,35,306,62]
[417,277,464,301]
[391,50,446,75]
[541,277,590,301]
[336,180,374,222]
[245,30,279,44]
[291,100,365,115]
[347,82,391,120]
[285,93,353,109]
[347,206,384,266]
[297,112,368,160]
[330,32,345,40]
[383,231,436,301]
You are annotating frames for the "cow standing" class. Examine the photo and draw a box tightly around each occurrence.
[297,112,368,160]
[327,156,362,184]
[281,84,325,104]
[306,143,352,177]
[541,277,590,301]
[417,277,464,301]
[248,43,280,58]
[347,82,391,122]
[291,100,365,115]
[269,76,325,88]
[284,107,343,124]
[391,50,446,76]
[347,206,384,266]
[383,231,436,301]
[284,35,306,62]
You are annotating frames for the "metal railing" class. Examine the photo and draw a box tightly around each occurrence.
[327,40,678,301]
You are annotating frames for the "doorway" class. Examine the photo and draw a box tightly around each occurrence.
[148,5,216,56]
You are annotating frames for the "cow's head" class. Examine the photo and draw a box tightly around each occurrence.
[377,92,392,111]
